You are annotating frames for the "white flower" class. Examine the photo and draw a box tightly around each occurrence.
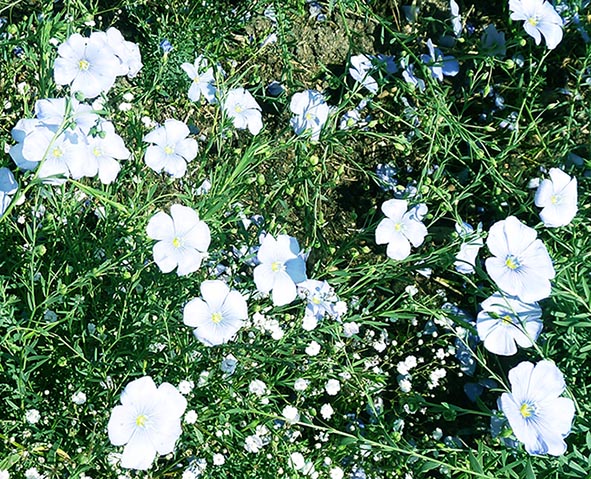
[103,27,143,78]
[282,405,300,423]
[107,376,187,470]
[476,293,543,356]
[349,54,378,93]
[244,434,264,453]
[177,380,194,395]
[183,280,248,346]
[509,0,563,50]
[398,377,412,393]
[25,409,40,424]
[294,378,309,391]
[146,204,210,276]
[0,167,18,216]
[181,55,217,103]
[0,470,9,479]
[330,467,344,479]
[450,0,462,35]
[213,453,225,465]
[53,33,120,98]
[86,121,130,184]
[223,88,262,135]
[320,403,334,420]
[454,222,484,274]
[290,452,306,470]
[184,410,198,424]
[24,468,45,479]
[143,119,198,178]
[499,361,575,455]
[305,340,321,356]
[534,168,577,227]
[249,379,267,396]
[325,379,341,396]
[253,233,307,306]
[485,216,555,302]
[71,391,87,405]
[343,322,359,337]
[375,199,428,260]
[289,90,329,141]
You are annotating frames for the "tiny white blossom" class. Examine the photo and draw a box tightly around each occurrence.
[212,453,225,465]
[283,405,301,423]
[249,379,267,396]
[305,340,321,356]
[71,391,87,405]
[178,380,195,395]
[330,467,344,479]
[185,410,198,424]
[25,409,40,424]
[294,378,309,391]
[325,379,341,396]
[320,403,334,420]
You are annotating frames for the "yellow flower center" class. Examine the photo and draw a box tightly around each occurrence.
[136,414,148,427]
[550,194,559,204]
[501,314,513,325]
[312,296,322,305]
[193,75,200,83]
[505,255,520,270]
[528,17,539,27]
[394,223,402,232]
[52,147,63,158]
[92,147,102,157]
[234,104,243,113]
[164,145,174,155]
[305,112,316,121]
[520,402,534,418]
[211,312,223,323]
[172,237,182,248]
[79,59,90,71]
[271,261,284,272]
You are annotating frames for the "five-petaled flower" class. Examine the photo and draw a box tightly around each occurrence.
[253,233,307,306]
[290,90,329,141]
[107,376,187,470]
[143,119,198,178]
[476,292,543,356]
[499,360,575,455]
[183,280,248,346]
[223,88,263,135]
[534,167,577,227]
[509,0,563,50]
[421,39,459,81]
[146,204,210,276]
[375,199,428,260]
[54,33,120,98]
[485,216,555,302]
[181,55,217,103]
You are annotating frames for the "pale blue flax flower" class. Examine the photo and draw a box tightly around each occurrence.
[421,39,459,81]
[476,293,542,356]
[290,90,329,141]
[499,360,575,455]
[485,216,555,302]
[509,0,563,50]
[181,55,217,104]
[534,167,577,228]
[253,233,307,306]
[223,87,263,135]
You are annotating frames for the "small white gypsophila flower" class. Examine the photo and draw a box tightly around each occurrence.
[25,409,41,424]
[249,379,267,396]
[330,466,344,479]
[305,340,321,356]
[244,434,265,453]
[289,452,306,470]
[182,471,197,479]
[343,321,359,337]
[212,453,225,465]
[71,391,87,405]
[184,410,198,424]
[428,368,447,389]
[24,468,46,479]
[0,470,9,479]
[283,405,301,424]
[320,403,334,420]
[294,378,309,391]
[325,379,341,396]
[398,376,412,393]
[396,356,418,375]
[177,380,195,395]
